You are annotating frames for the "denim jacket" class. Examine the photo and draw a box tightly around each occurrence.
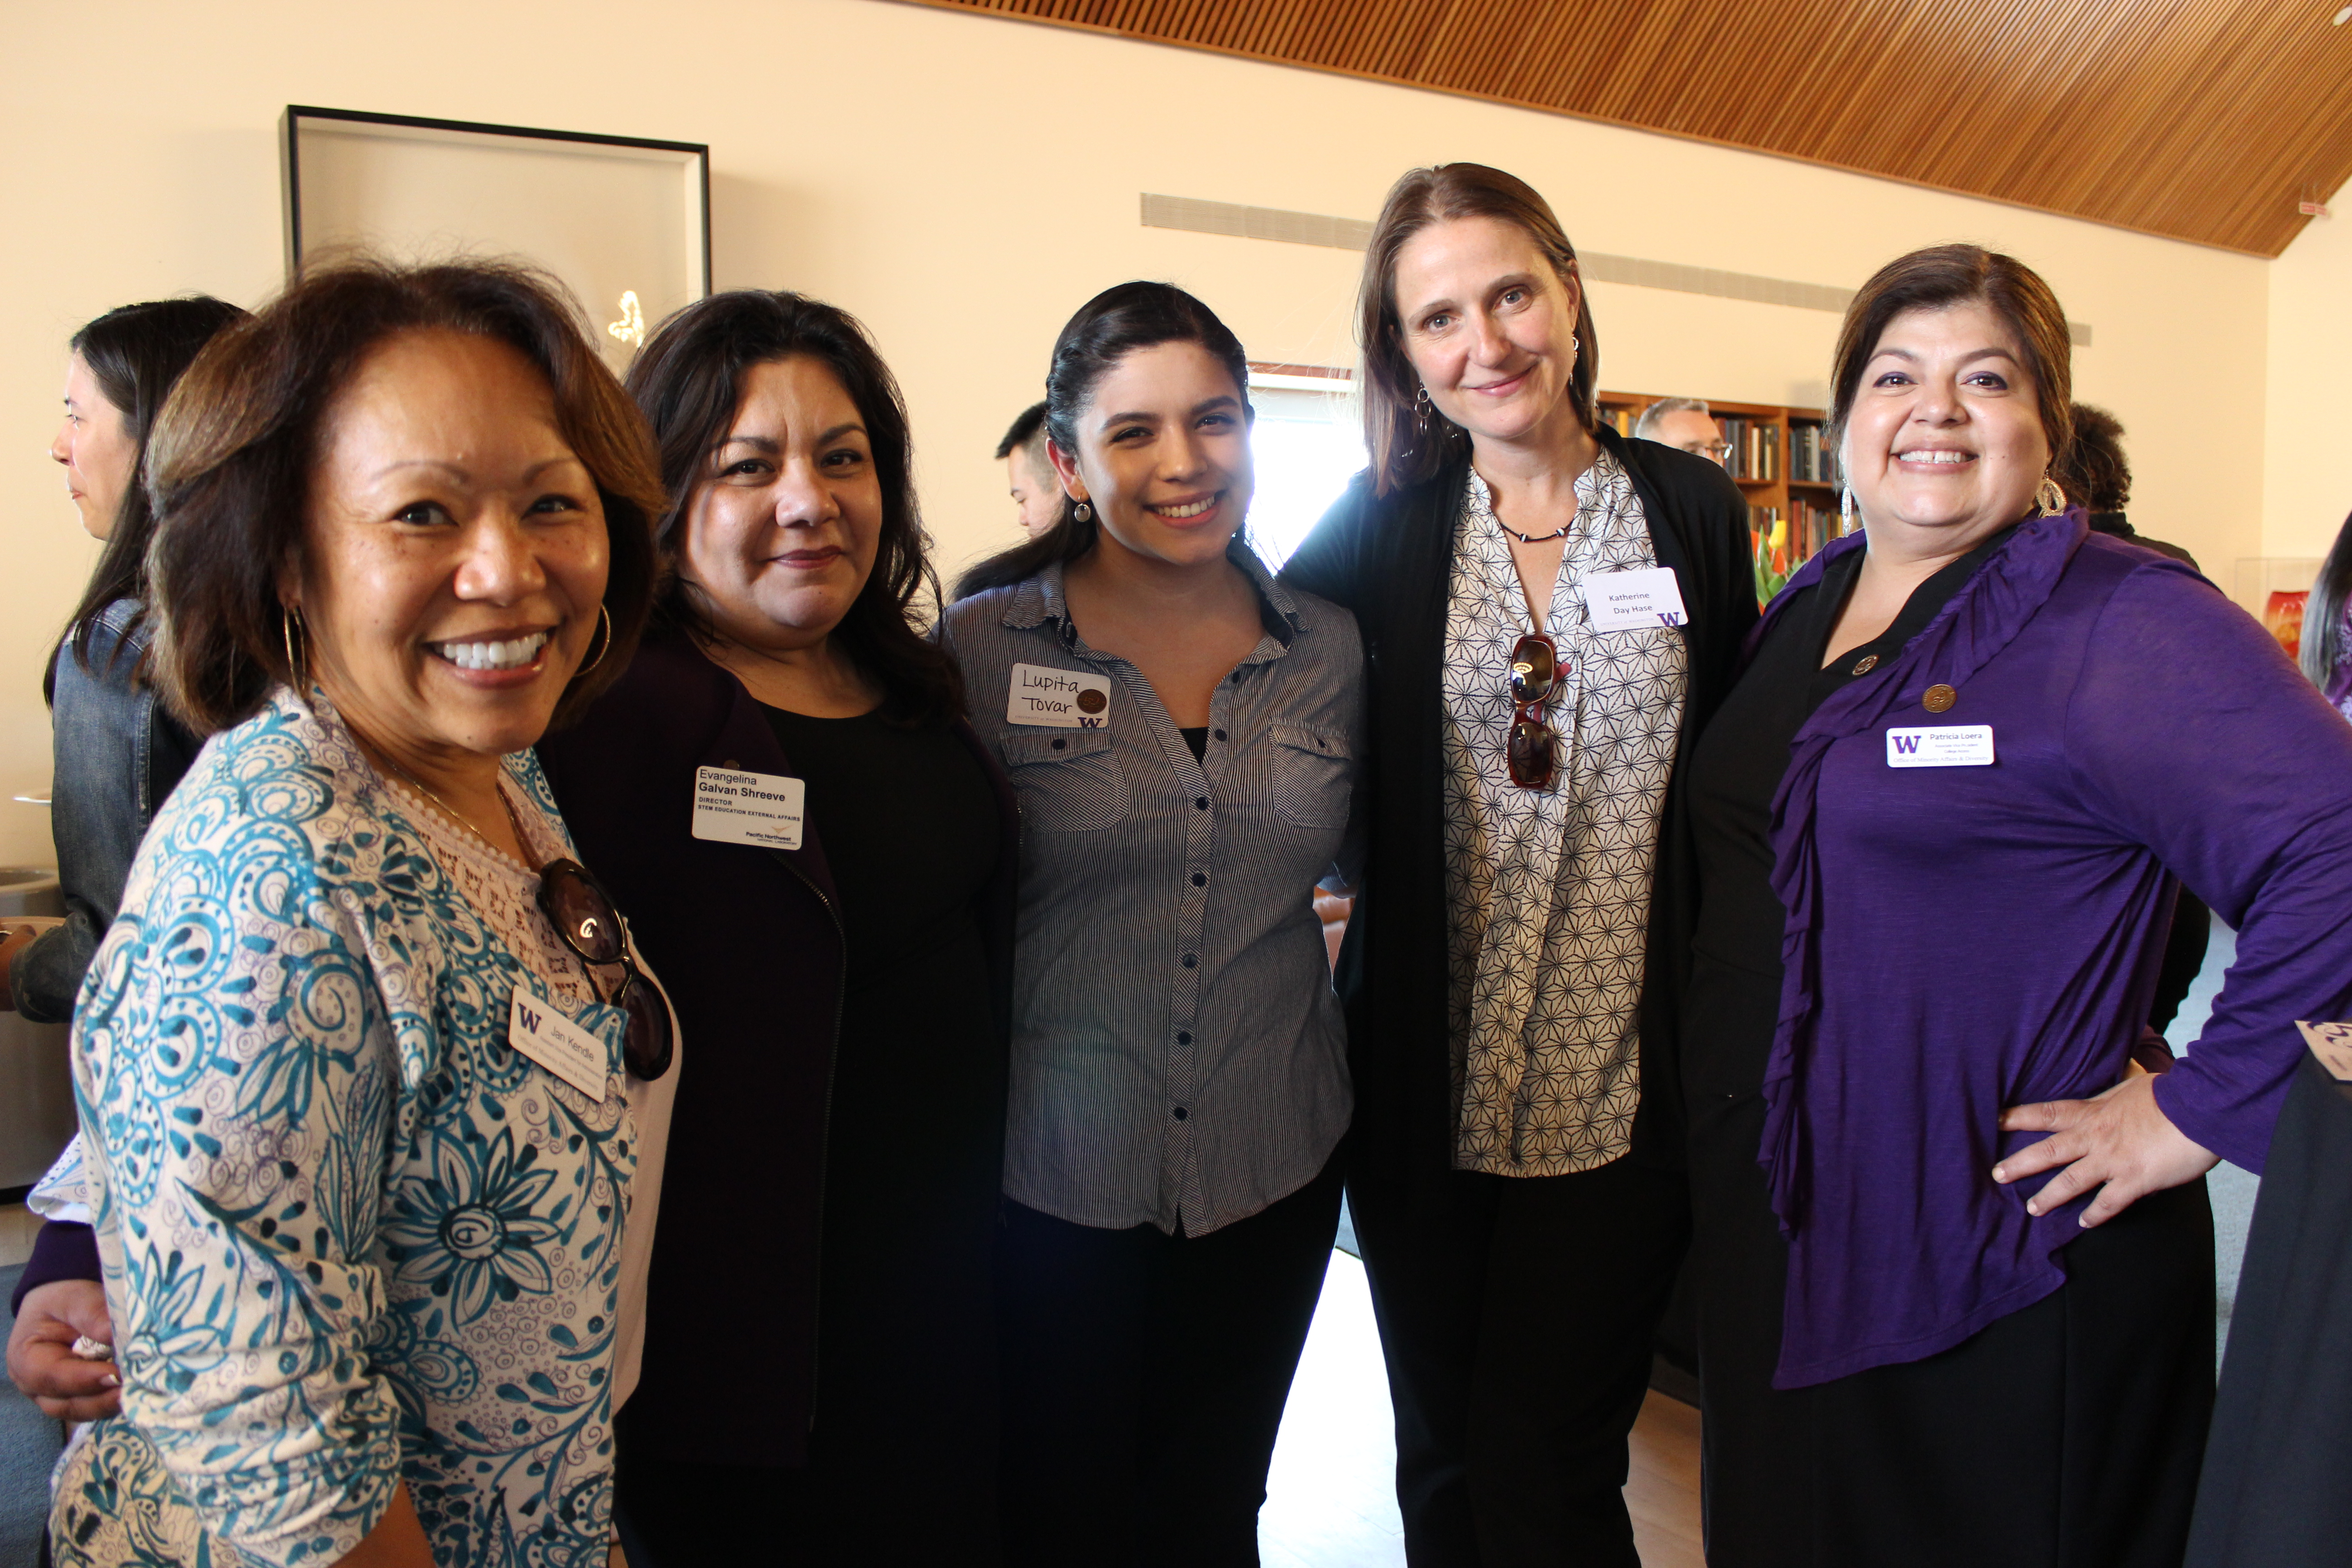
[14,598,201,1021]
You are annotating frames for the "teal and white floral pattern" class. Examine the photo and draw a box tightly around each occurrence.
[57,690,636,1568]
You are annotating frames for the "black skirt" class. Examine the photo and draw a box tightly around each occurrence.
[1686,980,2217,1568]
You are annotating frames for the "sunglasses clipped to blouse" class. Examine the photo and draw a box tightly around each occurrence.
[1508,632,1564,791]
[535,858,675,1082]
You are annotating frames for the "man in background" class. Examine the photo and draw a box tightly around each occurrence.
[997,401,1061,539]
[1634,396,1730,467]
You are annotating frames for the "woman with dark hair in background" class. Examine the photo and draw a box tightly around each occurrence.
[1681,243,2352,1564]
[2299,510,2352,720]
[1280,164,1755,1566]
[5,295,245,1429]
[947,280,1363,1565]
[536,289,1018,1563]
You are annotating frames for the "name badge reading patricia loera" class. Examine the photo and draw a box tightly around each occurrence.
[691,766,807,849]
[1581,566,1689,632]
[1886,725,1996,767]
[1008,662,1113,728]
[508,985,611,1101]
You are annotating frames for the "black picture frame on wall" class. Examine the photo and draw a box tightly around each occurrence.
[282,105,711,370]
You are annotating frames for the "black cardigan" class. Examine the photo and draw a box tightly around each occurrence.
[1279,426,1757,1196]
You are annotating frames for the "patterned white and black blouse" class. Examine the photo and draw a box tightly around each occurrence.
[1441,451,1688,1176]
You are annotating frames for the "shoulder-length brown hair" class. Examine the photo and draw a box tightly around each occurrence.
[146,258,666,735]
[625,289,963,725]
[1828,244,2073,466]
[1357,163,1602,496]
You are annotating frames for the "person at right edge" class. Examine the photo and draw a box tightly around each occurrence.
[1281,162,1757,1566]
[1681,242,2352,1565]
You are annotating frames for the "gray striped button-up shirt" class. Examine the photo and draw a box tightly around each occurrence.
[942,549,1364,1236]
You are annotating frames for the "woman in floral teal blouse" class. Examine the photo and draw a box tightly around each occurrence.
[50,260,672,1568]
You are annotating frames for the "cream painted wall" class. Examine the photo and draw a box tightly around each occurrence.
[0,0,2277,867]
[2263,208,2352,560]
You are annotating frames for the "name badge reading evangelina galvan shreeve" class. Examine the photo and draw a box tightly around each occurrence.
[691,766,807,850]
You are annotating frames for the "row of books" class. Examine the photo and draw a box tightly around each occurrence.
[1790,421,1842,485]
[1719,417,1779,483]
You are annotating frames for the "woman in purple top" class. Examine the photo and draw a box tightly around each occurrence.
[1682,244,2352,1565]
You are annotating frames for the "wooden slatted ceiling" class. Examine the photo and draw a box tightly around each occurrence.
[909,0,2352,257]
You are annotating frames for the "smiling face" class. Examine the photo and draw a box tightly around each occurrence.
[1049,339,1252,573]
[677,354,882,657]
[1844,299,2052,554]
[1391,216,1584,452]
[50,354,136,541]
[291,329,610,769]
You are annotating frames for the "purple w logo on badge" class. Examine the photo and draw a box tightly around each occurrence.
[1892,735,1922,755]
[516,1000,544,1034]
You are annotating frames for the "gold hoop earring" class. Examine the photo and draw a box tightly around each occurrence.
[576,603,613,675]
[2035,477,2068,517]
[280,605,310,698]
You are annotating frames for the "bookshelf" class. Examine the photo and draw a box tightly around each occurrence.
[1597,390,1849,604]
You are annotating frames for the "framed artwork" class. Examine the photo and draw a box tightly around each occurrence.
[284,105,710,374]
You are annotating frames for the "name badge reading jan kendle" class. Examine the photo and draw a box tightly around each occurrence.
[1008,662,1113,728]
[1581,566,1689,632]
[691,766,807,849]
[1886,725,1996,768]
[508,985,610,1101]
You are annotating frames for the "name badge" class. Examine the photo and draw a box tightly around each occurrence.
[691,766,806,849]
[1886,725,1996,767]
[1581,566,1688,631]
[508,985,611,1101]
[1008,662,1112,728]
[2298,1021,2352,1083]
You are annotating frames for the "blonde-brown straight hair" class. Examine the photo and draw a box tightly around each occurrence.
[1356,163,1601,497]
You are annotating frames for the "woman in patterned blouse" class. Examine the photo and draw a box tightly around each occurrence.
[50,260,672,1568]
[1283,164,1758,1565]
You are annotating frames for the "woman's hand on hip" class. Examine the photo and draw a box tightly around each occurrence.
[5,1278,120,1419]
[1994,1071,2218,1227]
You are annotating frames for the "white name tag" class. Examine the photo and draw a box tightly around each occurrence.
[1008,662,1112,728]
[2297,1020,2352,1083]
[691,766,806,849]
[508,985,611,1101]
[1581,566,1688,632]
[1886,725,1996,767]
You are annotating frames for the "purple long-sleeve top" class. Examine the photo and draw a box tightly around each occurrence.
[1759,512,2352,1388]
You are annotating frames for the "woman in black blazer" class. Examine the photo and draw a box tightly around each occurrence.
[1281,164,1755,1567]
[539,291,1019,1565]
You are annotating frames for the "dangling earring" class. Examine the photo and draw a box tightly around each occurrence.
[280,605,311,699]
[1073,500,1094,523]
[576,603,613,675]
[1414,384,1432,424]
[1839,486,1858,534]
[2035,476,2068,517]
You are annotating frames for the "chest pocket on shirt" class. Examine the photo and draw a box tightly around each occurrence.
[1000,729,1130,833]
[1269,723,1352,830]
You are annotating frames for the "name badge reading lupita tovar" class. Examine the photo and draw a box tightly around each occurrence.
[508,985,610,1101]
[691,766,807,849]
[1581,566,1689,632]
[1886,725,1996,768]
[1008,662,1112,728]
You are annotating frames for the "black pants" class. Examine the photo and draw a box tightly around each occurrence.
[1689,1089,2215,1568]
[1349,1151,1691,1567]
[996,1157,1344,1567]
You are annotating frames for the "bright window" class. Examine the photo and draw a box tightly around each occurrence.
[1246,374,1368,570]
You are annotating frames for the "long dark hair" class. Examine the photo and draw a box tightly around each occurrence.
[46,296,247,702]
[147,260,665,734]
[2303,511,2352,695]
[626,291,963,725]
[955,280,1252,599]
[1357,164,1601,496]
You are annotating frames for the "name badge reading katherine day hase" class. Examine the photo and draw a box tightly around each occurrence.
[691,766,807,850]
[508,985,610,1101]
[1886,725,1996,768]
[1581,566,1689,632]
[1008,662,1113,728]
